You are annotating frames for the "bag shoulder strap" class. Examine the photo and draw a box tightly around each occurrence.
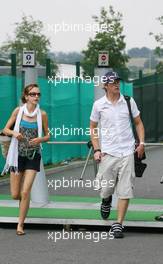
[124,95,137,140]
[124,95,133,122]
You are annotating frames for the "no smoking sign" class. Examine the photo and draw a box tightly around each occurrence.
[98,51,109,67]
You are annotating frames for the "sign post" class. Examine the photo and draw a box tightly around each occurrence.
[22,50,49,205]
[94,51,111,100]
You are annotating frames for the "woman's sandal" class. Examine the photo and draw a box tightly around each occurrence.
[16,230,26,236]
[16,224,26,236]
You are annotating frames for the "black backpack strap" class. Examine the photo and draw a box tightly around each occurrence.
[124,95,137,140]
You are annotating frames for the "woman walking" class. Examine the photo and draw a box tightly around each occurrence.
[2,84,50,235]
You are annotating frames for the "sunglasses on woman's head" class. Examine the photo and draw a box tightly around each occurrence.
[28,92,41,97]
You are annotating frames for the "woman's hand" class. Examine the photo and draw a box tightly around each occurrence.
[12,131,24,141]
[29,137,42,146]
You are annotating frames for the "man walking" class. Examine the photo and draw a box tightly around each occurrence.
[90,71,145,238]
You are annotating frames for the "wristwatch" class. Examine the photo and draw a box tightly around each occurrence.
[94,149,101,154]
[139,142,145,146]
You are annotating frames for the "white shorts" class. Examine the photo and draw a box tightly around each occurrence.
[95,153,135,199]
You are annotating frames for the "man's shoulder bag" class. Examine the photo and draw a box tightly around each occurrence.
[124,95,147,177]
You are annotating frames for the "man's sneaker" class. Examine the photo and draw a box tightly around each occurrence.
[100,196,112,220]
[155,215,163,221]
[110,222,124,239]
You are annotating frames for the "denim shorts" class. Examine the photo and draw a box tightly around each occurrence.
[10,153,41,173]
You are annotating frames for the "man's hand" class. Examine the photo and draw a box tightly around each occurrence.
[94,150,102,163]
[135,144,145,159]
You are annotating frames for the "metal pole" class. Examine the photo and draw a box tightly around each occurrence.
[11,53,17,106]
[76,61,82,158]
[139,70,143,115]
[144,143,163,146]
[22,58,49,204]
[154,73,159,142]
[46,58,51,79]
[80,147,93,180]
[76,61,80,77]
[11,53,16,76]
[48,141,88,144]
[47,141,163,147]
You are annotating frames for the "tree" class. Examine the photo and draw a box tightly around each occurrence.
[81,6,129,78]
[1,15,57,70]
[150,16,163,73]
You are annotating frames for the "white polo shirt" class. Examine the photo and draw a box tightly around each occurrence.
[90,94,140,157]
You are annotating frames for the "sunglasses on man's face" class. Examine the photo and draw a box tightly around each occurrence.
[111,80,120,85]
[28,92,41,97]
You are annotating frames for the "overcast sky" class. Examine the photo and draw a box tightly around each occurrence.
[1,0,163,52]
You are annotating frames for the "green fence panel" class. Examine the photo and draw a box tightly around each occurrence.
[38,78,53,164]
[120,82,133,97]
[0,76,17,171]
[38,78,94,164]
[77,81,94,157]
[133,72,163,142]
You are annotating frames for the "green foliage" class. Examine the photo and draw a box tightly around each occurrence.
[150,16,163,73]
[156,61,163,73]
[1,15,54,67]
[81,6,129,77]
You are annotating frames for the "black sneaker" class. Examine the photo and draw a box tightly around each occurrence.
[155,215,163,221]
[100,196,112,220]
[110,222,124,239]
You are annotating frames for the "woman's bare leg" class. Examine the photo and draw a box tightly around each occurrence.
[10,171,24,200]
[17,170,37,233]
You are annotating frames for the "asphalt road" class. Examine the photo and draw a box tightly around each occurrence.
[0,147,163,264]
[0,225,163,264]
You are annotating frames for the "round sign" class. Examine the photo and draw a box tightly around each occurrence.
[101,55,106,61]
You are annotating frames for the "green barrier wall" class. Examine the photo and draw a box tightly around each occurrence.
[133,73,163,142]
[0,76,132,172]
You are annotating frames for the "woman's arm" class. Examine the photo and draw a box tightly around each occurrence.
[29,111,50,145]
[41,111,50,143]
[3,107,23,140]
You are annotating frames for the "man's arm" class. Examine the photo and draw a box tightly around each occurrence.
[134,115,145,158]
[90,120,101,162]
